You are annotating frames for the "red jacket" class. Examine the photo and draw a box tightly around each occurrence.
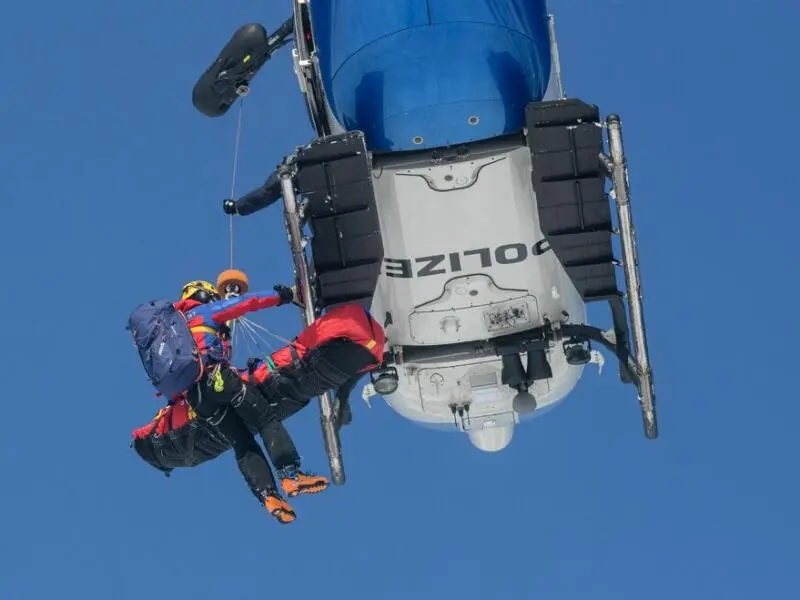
[243,304,385,384]
[132,397,196,440]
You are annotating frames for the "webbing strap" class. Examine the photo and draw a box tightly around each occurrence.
[361,307,379,357]
[288,344,302,368]
[191,325,217,336]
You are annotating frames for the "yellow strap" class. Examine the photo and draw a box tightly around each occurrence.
[190,325,217,336]
[213,366,225,392]
[366,339,376,350]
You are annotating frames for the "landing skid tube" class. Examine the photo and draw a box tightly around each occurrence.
[279,166,346,486]
[600,116,657,439]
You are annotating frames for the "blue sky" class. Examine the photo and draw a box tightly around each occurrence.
[1,0,799,598]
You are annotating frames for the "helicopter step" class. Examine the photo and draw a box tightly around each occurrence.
[294,131,384,310]
[525,98,619,301]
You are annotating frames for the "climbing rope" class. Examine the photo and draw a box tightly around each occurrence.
[227,97,246,269]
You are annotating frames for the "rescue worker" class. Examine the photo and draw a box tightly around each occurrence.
[222,168,282,216]
[174,280,327,522]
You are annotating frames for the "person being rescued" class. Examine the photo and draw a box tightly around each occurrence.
[236,302,386,439]
[131,283,386,521]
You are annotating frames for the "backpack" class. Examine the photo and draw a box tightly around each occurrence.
[127,300,203,397]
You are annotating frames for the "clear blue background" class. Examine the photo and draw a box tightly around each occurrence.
[1,1,798,598]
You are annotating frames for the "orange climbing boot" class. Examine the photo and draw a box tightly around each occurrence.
[279,467,330,497]
[264,494,296,524]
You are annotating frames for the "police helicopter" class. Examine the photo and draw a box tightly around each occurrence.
[190,0,657,486]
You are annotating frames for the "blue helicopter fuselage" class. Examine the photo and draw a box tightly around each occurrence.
[309,0,552,152]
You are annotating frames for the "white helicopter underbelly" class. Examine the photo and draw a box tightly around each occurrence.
[366,146,589,450]
[382,347,585,425]
[370,146,585,345]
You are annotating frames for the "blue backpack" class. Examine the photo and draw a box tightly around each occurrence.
[127,300,203,397]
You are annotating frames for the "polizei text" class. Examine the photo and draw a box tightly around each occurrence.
[383,241,552,278]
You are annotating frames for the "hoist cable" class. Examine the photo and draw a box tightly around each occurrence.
[227,98,246,268]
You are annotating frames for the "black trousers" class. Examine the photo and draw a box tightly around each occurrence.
[244,339,378,430]
[186,365,300,502]
[227,377,303,470]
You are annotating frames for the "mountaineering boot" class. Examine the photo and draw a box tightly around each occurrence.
[264,493,296,524]
[279,466,330,497]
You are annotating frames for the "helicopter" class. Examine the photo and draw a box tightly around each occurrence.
[191,0,657,485]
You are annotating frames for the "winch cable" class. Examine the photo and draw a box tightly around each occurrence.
[227,98,246,268]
